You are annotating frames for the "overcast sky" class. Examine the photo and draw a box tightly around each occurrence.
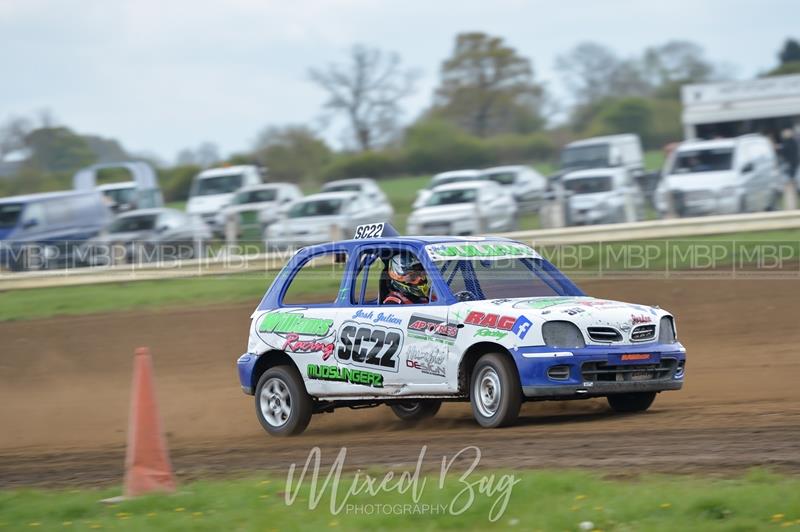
[2,0,797,162]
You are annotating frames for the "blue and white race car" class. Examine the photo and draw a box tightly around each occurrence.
[237,224,686,436]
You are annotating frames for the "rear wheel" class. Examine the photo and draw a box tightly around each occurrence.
[389,400,441,422]
[255,366,313,437]
[607,392,656,413]
[470,353,521,428]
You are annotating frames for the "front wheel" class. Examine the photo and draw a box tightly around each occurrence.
[470,353,521,428]
[607,392,656,413]
[389,400,442,422]
[255,366,313,437]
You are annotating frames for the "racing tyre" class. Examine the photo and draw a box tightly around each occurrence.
[607,392,656,413]
[470,353,521,428]
[389,400,442,422]
[255,366,313,437]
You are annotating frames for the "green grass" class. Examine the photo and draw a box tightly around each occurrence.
[1,469,798,530]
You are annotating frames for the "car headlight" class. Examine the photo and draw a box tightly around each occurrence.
[542,321,585,348]
[658,316,677,343]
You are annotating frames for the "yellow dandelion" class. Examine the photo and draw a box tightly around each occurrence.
[146,512,157,517]
[62,523,72,527]
[593,506,604,512]
[192,512,204,517]
[28,524,40,528]
[89,525,102,530]
[259,494,269,499]
[570,505,580,512]
[575,494,587,501]
[773,514,785,521]
[329,520,339,527]
[174,507,185,512]
[115,512,130,518]
[660,503,672,509]
[259,480,272,485]
[780,523,792,528]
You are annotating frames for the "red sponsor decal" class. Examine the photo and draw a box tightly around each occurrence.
[283,333,335,360]
[621,353,651,361]
[408,319,458,338]
[465,311,516,331]
[631,314,652,324]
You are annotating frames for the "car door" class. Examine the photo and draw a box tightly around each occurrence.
[338,246,452,396]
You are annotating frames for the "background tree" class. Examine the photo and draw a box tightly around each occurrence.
[767,38,800,76]
[642,40,717,98]
[24,127,96,173]
[175,142,220,168]
[309,45,418,152]
[433,32,546,137]
[253,125,332,183]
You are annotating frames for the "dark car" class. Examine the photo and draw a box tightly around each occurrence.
[0,190,112,271]
[79,208,211,266]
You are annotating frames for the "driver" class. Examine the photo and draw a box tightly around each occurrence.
[383,252,429,305]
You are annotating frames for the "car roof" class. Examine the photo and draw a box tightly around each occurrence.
[0,190,100,205]
[431,180,496,192]
[566,134,638,148]
[562,168,623,180]
[197,165,255,178]
[322,178,375,187]
[296,191,358,202]
[97,181,136,190]
[237,183,292,192]
[676,137,745,151]
[306,234,517,251]
[481,165,527,173]
[432,169,481,179]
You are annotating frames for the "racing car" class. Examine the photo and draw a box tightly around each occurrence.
[238,223,685,436]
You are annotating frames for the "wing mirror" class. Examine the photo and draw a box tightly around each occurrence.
[742,162,754,174]
[22,218,38,229]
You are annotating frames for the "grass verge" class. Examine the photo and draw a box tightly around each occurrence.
[0,469,798,531]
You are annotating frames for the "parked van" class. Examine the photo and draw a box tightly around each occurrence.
[655,134,782,217]
[186,165,263,234]
[559,134,645,176]
[0,190,112,270]
[73,162,164,214]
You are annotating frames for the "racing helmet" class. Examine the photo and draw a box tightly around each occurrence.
[387,252,429,300]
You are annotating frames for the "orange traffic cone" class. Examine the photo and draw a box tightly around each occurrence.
[122,347,176,497]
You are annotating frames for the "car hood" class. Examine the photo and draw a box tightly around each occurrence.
[412,204,477,220]
[187,194,234,214]
[662,171,738,192]
[568,192,614,209]
[452,296,670,347]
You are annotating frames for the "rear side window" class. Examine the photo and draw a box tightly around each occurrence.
[282,252,348,305]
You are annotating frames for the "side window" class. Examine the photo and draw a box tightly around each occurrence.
[351,248,433,306]
[282,251,348,305]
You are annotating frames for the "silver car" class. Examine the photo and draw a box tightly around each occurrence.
[407,181,518,236]
[265,191,390,250]
[563,168,645,225]
[80,208,211,265]
[321,178,394,222]
[215,183,303,235]
[479,165,548,212]
[412,169,482,209]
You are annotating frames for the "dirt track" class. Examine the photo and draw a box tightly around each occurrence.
[1,278,799,487]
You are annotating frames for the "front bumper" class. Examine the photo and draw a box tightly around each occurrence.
[237,352,258,395]
[511,343,686,399]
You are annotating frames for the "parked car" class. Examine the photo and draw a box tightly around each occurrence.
[0,190,112,271]
[412,169,482,209]
[479,165,548,212]
[237,225,686,436]
[74,162,164,214]
[558,134,645,176]
[215,183,303,238]
[265,192,391,250]
[655,134,782,217]
[563,168,645,225]
[79,208,211,266]
[186,165,263,234]
[407,181,517,236]
[321,178,394,222]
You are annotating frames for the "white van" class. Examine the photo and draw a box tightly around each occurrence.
[655,134,782,216]
[563,168,645,225]
[186,165,262,233]
[559,134,645,177]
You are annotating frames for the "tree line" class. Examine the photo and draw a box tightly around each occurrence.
[2,35,800,201]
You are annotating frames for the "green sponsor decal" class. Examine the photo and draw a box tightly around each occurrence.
[307,364,384,388]
[473,328,508,340]
[512,297,573,309]
[428,243,534,259]
[259,312,333,336]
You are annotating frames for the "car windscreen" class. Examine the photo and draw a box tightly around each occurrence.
[236,189,277,204]
[563,176,613,194]
[0,203,23,229]
[426,188,478,206]
[560,144,610,170]
[483,172,516,186]
[288,199,343,217]
[323,184,361,193]
[193,174,243,196]
[436,258,579,300]
[430,175,478,188]
[671,148,733,173]
[102,187,137,204]
[107,214,157,233]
